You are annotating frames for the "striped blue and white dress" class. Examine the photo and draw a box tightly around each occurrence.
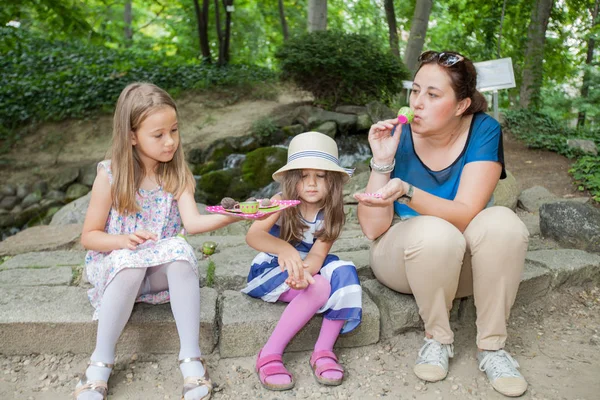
[241,211,362,333]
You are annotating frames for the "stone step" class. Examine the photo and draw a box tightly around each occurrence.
[0,245,598,356]
[0,286,218,355]
[218,289,380,358]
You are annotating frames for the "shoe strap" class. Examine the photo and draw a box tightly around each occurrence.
[88,360,114,369]
[310,350,338,368]
[314,362,344,376]
[256,353,284,370]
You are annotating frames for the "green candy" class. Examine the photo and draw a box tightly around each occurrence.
[397,107,414,124]
[202,241,217,256]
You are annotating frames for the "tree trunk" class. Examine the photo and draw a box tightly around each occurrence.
[193,0,212,63]
[278,0,289,40]
[308,0,327,32]
[577,0,599,128]
[222,0,234,64]
[214,0,225,66]
[519,0,554,109]
[497,0,507,58]
[124,0,133,45]
[384,0,399,58]
[404,0,434,76]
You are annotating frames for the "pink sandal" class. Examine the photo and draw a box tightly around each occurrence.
[309,350,345,386]
[255,350,295,391]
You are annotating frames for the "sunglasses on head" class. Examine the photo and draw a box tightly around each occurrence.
[418,51,465,67]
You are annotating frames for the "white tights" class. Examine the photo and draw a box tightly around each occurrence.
[77,261,208,400]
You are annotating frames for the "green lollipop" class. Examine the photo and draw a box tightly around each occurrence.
[397,107,414,124]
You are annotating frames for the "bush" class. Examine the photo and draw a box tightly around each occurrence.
[0,27,276,145]
[275,31,409,108]
[503,109,600,202]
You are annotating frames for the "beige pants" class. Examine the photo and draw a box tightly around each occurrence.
[370,206,529,350]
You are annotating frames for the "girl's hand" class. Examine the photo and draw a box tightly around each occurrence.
[278,247,315,284]
[121,230,158,250]
[368,118,402,165]
[354,178,407,207]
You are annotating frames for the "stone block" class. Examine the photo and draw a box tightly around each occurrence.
[334,250,374,280]
[219,289,380,358]
[0,267,73,286]
[514,260,553,306]
[0,250,86,270]
[526,249,600,287]
[0,224,83,256]
[0,286,218,355]
[361,279,422,339]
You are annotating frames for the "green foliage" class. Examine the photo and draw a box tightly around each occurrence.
[275,31,409,108]
[0,26,275,143]
[503,109,600,202]
[570,155,600,202]
[206,259,216,288]
[251,117,278,138]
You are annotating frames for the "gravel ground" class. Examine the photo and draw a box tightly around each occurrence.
[1,286,599,400]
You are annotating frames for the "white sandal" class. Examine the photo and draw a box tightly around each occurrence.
[73,360,114,399]
[180,357,213,400]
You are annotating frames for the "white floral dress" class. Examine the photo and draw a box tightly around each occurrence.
[84,160,198,320]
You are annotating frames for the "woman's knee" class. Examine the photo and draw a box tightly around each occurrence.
[307,274,331,305]
[465,206,529,246]
[407,216,466,258]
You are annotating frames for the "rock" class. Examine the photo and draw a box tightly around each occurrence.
[31,181,48,196]
[314,121,337,138]
[566,139,598,155]
[518,186,557,212]
[493,170,519,210]
[0,184,16,197]
[294,105,358,134]
[65,184,90,202]
[356,113,372,131]
[362,279,422,339]
[526,249,600,287]
[281,124,305,137]
[0,224,83,256]
[45,190,66,202]
[187,147,204,165]
[240,147,287,189]
[21,192,42,209]
[0,196,19,210]
[201,138,238,168]
[195,169,238,206]
[50,192,91,226]
[517,210,540,236]
[0,267,73,287]
[366,101,396,123]
[539,202,600,253]
[335,105,368,115]
[78,163,98,187]
[16,183,30,200]
[50,168,80,191]
[343,171,370,204]
[0,250,85,270]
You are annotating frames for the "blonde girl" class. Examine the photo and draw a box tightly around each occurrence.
[75,83,239,400]
[242,132,362,391]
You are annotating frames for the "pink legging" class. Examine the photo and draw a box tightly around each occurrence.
[261,274,345,356]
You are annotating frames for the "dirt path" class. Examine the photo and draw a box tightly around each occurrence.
[1,286,598,399]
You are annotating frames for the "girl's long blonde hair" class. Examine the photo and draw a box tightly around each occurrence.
[110,82,195,214]
[279,169,346,244]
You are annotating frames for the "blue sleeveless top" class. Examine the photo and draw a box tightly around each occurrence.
[393,112,506,219]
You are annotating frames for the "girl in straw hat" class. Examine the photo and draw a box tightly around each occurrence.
[242,131,362,391]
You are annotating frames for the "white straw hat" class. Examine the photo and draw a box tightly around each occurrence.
[272,131,355,183]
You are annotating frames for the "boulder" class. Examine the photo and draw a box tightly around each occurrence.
[50,167,80,191]
[240,147,287,189]
[492,170,519,210]
[293,105,357,134]
[539,202,600,253]
[566,139,597,156]
[50,192,91,226]
[366,101,396,123]
[65,183,90,202]
[314,121,337,138]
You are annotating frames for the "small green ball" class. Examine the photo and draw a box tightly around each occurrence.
[202,241,217,255]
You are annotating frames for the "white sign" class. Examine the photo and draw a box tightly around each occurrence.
[473,58,516,92]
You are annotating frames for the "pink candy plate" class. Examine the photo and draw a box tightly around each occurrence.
[205,199,301,219]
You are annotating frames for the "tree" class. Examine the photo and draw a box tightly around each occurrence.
[193,0,212,62]
[278,0,289,41]
[404,0,434,75]
[577,0,599,127]
[384,0,400,58]
[308,0,327,32]
[124,0,133,45]
[520,0,555,109]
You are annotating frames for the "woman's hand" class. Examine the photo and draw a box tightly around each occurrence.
[121,230,158,250]
[354,178,407,207]
[368,118,402,165]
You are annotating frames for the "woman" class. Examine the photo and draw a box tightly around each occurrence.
[355,51,529,398]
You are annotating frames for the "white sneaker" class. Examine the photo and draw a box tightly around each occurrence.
[478,350,528,397]
[413,337,454,382]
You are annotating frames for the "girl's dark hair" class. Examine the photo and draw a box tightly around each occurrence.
[416,51,488,115]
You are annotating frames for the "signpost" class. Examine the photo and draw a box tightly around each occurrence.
[473,57,516,121]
